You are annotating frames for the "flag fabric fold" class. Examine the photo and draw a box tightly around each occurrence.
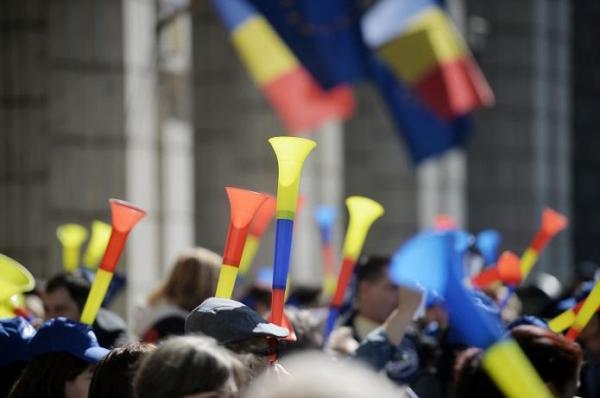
[211,0,355,135]
[362,0,494,120]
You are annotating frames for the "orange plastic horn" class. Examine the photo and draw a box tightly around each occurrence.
[99,200,147,274]
[80,199,146,325]
[239,195,277,276]
[215,187,268,298]
[520,208,567,278]
[472,251,522,288]
[434,214,457,231]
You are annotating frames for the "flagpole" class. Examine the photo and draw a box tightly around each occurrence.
[292,119,344,289]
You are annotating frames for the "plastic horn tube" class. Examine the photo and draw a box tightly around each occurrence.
[0,254,35,302]
[80,199,146,325]
[549,306,579,333]
[269,136,316,327]
[239,195,276,277]
[471,251,522,288]
[324,196,384,341]
[520,208,567,279]
[547,296,600,333]
[56,224,89,272]
[314,206,337,296]
[215,188,268,299]
[283,194,306,302]
[83,220,112,270]
[566,281,600,341]
[483,338,553,398]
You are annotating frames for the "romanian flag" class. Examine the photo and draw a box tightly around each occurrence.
[362,0,494,120]
[211,0,355,134]
[369,55,471,164]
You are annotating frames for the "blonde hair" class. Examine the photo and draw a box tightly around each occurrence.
[148,247,221,312]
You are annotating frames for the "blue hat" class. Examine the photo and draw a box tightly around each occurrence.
[29,318,109,363]
[0,317,36,366]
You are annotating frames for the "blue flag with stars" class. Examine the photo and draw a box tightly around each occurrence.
[249,0,370,89]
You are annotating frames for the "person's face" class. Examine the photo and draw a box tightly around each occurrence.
[226,336,276,357]
[43,287,81,321]
[357,268,399,324]
[64,365,93,398]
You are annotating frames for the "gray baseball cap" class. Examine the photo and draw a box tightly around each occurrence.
[185,298,289,344]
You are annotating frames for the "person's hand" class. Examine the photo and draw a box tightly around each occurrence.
[325,326,360,356]
[383,286,424,346]
[397,285,424,315]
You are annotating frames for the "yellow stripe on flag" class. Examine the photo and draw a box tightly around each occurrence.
[232,17,298,85]
[378,8,467,83]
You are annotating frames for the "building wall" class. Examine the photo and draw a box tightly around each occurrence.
[572,0,600,266]
[191,2,280,275]
[0,0,126,278]
[0,0,182,321]
[466,0,572,281]
[344,85,418,256]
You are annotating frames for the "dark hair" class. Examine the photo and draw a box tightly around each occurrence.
[8,352,91,398]
[453,347,502,398]
[0,361,27,398]
[89,343,155,398]
[355,255,391,283]
[453,326,583,398]
[286,286,322,308]
[46,273,91,311]
[134,336,246,398]
[279,308,323,357]
[510,325,582,397]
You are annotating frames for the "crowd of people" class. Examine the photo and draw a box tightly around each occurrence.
[1,242,600,398]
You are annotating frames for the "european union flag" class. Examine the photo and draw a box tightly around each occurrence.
[369,56,472,164]
[249,0,370,89]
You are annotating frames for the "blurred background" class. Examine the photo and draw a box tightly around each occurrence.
[0,0,594,320]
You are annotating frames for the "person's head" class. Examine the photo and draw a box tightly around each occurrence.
[245,351,413,398]
[9,318,108,398]
[0,317,36,397]
[454,325,583,398]
[453,347,502,398]
[577,312,600,359]
[285,286,323,308]
[44,273,91,321]
[278,308,323,357]
[186,298,289,379]
[511,325,583,397]
[89,343,156,398]
[149,247,221,312]
[134,336,246,398]
[185,298,288,356]
[355,255,398,323]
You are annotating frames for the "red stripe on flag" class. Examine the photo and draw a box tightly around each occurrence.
[263,67,355,134]
[414,57,494,120]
